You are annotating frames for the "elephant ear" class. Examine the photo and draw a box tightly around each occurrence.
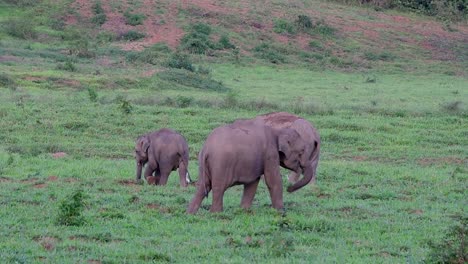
[278,132,292,158]
[137,136,150,153]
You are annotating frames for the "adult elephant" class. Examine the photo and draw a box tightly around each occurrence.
[257,112,320,192]
[187,118,309,214]
[134,128,192,187]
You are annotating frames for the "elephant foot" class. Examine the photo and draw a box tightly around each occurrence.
[146,176,157,185]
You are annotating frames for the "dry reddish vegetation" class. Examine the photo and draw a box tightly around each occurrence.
[64,0,468,62]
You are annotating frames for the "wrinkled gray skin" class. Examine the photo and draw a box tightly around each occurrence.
[257,112,320,192]
[187,118,309,214]
[135,128,192,187]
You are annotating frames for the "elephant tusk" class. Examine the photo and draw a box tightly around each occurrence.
[185,172,191,183]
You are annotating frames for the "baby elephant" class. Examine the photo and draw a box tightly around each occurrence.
[135,128,192,187]
[187,118,309,214]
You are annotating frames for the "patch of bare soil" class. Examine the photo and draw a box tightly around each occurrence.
[34,236,60,251]
[52,152,67,159]
[0,176,14,182]
[0,55,22,62]
[33,183,48,189]
[48,176,58,181]
[417,157,466,166]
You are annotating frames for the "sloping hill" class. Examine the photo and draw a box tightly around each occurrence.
[62,0,468,73]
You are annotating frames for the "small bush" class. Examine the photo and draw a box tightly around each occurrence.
[121,31,145,41]
[223,91,239,108]
[0,73,15,88]
[217,35,235,49]
[174,95,194,108]
[364,75,377,83]
[96,31,116,44]
[273,19,296,34]
[165,53,194,71]
[126,43,172,64]
[427,217,467,263]
[124,11,146,26]
[180,23,215,54]
[314,20,335,36]
[87,87,98,102]
[56,189,87,226]
[117,96,133,114]
[56,60,77,72]
[157,69,229,92]
[3,18,37,39]
[442,101,462,112]
[253,43,287,64]
[91,1,107,25]
[295,15,313,31]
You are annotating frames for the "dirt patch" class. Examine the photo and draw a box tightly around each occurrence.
[417,157,466,166]
[408,209,424,215]
[33,183,47,189]
[23,76,47,82]
[52,152,68,159]
[34,236,60,251]
[88,260,102,264]
[48,176,58,181]
[146,203,161,209]
[0,176,14,182]
[117,179,139,186]
[0,55,22,62]
[54,79,82,88]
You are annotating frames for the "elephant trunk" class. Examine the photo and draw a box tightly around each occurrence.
[286,164,315,193]
[136,162,143,181]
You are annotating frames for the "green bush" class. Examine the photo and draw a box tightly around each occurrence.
[56,60,77,72]
[427,217,467,263]
[165,53,194,71]
[295,15,313,31]
[253,43,287,64]
[0,73,15,88]
[92,1,106,25]
[180,23,215,54]
[314,20,335,37]
[3,18,37,39]
[217,35,235,49]
[273,19,296,34]
[56,189,87,226]
[121,30,145,41]
[124,11,146,26]
[157,69,229,92]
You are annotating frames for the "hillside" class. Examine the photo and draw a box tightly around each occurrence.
[1,0,467,75]
[0,1,467,263]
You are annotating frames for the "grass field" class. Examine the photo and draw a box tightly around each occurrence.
[1,0,467,263]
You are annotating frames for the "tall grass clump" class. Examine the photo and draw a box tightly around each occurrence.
[0,73,15,88]
[180,23,215,54]
[121,30,145,41]
[253,43,288,64]
[124,11,146,26]
[273,19,297,34]
[3,18,37,39]
[56,189,87,226]
[427,216,467,263]
[165,53,195,71]
[91,1,107,26]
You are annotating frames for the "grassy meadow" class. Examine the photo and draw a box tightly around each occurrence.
[1,0,467,263]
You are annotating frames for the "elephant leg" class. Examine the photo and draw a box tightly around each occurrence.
[240,179,260,209]
[210,187,226,213]
[144,162,157,184]
[287,171,300,183]
[187,183,211,214]
[264,170,284,210]
[157,167,172,186]
[178,161,188,188]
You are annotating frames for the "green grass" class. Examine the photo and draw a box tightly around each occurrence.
[0,0,467,263]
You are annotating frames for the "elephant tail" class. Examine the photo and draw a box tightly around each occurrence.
[198,150,210,198]
[179,150,193,184]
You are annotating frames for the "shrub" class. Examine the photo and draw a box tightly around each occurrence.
[56,189,87,226]
[253,43,287,64]
[124,11,146,26]
[87,87,98,102]
[0,73,15,88]
[441,101,462,112]
[295,15,313,31]
[3,18,37,39]
[314,20,335,36]
[92,1,106,25]
[121,31,145,41]
[165,53,194,71]
[273,19,296,34]
[117,96,133,114]
[96,31,116,44]
[217,35,235,49]
[180,23,215,54]
[427,217,467,263]
[157,69,229,92]
[56,59,77,72]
